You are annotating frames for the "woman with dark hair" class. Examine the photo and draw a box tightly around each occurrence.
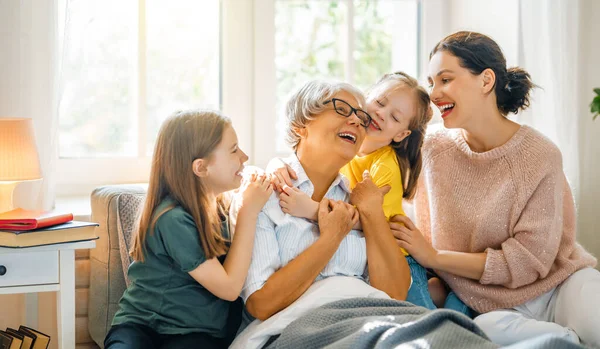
[390,31,600,347]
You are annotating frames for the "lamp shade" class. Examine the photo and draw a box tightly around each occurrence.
[0,118,42,181]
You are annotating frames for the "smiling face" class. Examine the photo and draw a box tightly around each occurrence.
[428,51,491,129]
[202,124,249,194]
[298,90,366,164]
[365,82,415,146]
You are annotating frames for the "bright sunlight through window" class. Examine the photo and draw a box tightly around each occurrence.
[58,0,220,158]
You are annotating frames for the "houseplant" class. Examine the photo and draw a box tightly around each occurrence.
[592,88,600,120]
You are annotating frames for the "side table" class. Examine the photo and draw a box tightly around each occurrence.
[0,240,96,349]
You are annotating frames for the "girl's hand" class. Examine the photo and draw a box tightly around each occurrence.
[266,158,298,192]
[350,170,391,211]
[240,173,273,215]
[279,185,319,220]
[318,199,359,242]
[390,215,438,269]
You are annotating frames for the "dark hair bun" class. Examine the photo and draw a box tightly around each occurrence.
[498,67,535,115]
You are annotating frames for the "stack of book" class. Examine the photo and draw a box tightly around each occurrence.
[0,209,98,248]
[0,325,50,349]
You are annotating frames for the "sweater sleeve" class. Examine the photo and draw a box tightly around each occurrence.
[480,165,568,288]
[414,175,433,245]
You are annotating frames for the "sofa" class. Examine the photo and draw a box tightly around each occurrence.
[87,184,147,348]
[86,183,599,348]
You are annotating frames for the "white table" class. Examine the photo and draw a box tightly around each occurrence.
[0,240,96,349]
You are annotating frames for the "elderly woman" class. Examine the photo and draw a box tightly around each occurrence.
[239,80,411,324]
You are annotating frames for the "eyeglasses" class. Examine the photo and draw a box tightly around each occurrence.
[323,98,372,128]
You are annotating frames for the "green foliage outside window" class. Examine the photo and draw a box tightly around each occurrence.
[591,88,600,121]
[275,0,398,150]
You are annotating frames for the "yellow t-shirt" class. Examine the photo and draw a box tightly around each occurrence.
[341,145,408,255]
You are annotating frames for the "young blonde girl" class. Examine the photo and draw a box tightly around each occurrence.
[105,110,272,349]
[270,72,470,315]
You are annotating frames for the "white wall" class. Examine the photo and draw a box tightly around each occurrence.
[447,0,520,67]
[577,0,600,260]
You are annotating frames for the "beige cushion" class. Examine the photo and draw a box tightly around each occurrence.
[88,184,147,348]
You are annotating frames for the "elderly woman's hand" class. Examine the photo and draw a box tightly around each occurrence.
[318,198,359,242]
[350,171,390,212]
[390,215,438,269]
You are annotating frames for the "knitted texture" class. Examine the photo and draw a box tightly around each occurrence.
[268,298,495,349]
[116,193,145,286]
[267,298,587,349]
[415,125,597,313]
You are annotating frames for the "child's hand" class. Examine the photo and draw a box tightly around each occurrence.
[265,158,298,192]
[240,173,273,215]
[279,185,318,220]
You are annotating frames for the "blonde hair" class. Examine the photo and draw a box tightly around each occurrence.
[285,80,366,150]
[130,110,230,262]
[368,72,433,200]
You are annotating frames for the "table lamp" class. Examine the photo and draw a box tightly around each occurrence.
[0,118,42,213]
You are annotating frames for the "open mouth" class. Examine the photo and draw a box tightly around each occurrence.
[338,132,357,144]
[369,119,381,131]
[235,167,244,177]
[438,103,455,118]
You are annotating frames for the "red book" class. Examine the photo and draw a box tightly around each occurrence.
[0,208,73,231]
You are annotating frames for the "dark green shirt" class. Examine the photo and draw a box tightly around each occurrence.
[112,197,231,337]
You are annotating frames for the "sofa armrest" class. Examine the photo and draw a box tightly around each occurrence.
[87,184,147,348]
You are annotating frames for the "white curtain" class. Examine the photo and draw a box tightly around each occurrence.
[0,0,65,211]
[517,0,581,196]
[518,0,600,262]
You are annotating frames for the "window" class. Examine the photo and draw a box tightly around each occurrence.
[273,0,419,152]
[59,0,138,158]
[57,0,220,194]
[59,0,220,158]
[145,0,220,154]
[57,0,435,195]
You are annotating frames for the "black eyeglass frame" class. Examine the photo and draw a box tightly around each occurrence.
[323,98,372,128]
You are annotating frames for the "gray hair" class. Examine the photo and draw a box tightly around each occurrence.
[285,80,366,150]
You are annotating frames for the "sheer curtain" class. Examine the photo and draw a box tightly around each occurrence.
[518,0,600,262]
[0,0,66,343]
[0,0,65,211]
[517,0,581,195]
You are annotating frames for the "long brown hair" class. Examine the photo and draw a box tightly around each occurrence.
[369,72,433,200]
[430,31,535,116]
[130,110,230,262]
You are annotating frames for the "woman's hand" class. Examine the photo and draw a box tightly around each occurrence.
[390,215,487,280]
[265,158,298,192]
[390,214,438,269]
[279,185,319,220]
[318,198,359,242]
[239,173,273,216]
[350,170,390,211]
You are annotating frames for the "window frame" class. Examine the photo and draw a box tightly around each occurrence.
[56,0,445,196]
[252,0,445,167]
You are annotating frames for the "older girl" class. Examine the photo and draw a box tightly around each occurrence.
[105,110,272,349]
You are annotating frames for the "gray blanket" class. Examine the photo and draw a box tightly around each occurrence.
[265,298,586,349]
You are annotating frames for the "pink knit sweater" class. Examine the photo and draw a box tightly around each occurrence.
[415,125,597,313]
